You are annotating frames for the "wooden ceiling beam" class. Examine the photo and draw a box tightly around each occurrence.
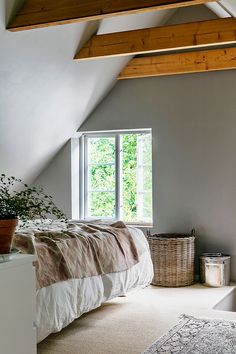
[118,47,236,79]
[75,17,236,61]
[8,0,214,32]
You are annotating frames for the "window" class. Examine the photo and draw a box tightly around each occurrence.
[80,130,152,225]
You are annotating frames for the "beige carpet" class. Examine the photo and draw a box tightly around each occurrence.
[37,284,236,354]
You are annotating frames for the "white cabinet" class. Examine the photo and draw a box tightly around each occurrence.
[0,255,36,354]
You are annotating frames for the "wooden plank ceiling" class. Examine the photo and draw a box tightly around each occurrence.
[75,18,236,61]
[118,47,236,79]
[8,0,214,32]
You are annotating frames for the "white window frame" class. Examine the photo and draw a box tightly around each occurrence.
[137,134,153,223]
[79,129,152,225]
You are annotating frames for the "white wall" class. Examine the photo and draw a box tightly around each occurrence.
[1,0,173,185]
[80,70,236,279]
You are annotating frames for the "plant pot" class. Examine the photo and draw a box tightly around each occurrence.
[0,219,18,254]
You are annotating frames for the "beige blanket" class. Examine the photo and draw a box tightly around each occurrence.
[14,221,141,288]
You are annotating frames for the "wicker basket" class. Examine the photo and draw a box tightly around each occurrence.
[147,231,195,287]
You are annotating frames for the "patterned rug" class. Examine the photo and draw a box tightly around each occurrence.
[143,314,236,354]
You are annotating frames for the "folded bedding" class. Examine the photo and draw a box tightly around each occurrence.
[13,221,142,288]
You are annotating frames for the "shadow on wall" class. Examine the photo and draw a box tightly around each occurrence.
[5,0,25,25]
[74,20,101,55]
[77,55,131,127]
[194,227,236,280]
[74,22,131,126]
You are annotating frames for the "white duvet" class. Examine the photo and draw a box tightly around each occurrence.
[36,227,153,342]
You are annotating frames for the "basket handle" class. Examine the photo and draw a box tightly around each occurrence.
[147,229,196,238]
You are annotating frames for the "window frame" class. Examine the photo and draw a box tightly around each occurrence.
[79,129,152,225]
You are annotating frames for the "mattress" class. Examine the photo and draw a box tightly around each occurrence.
[36,226,153,342]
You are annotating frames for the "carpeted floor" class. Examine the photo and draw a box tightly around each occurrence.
[38,284,236,354]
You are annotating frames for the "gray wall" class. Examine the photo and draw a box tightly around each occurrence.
[30,5,236,278]
[80,70,236,279]
[32,4,216,218]
[34,140,72,217]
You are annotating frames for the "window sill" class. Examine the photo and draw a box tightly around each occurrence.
[70,219,153,229]
[125,222,153,229]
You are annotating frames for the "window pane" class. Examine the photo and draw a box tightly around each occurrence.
[122,134,138,222]
[142,134,152,164]
[88,137,115,164]
[143,168,152,191]
[88,192,115,218]
[89,165,115,190]
[84,132,152,223]
[121,132,152,223]
[137,133,152,223]
[143,192,153,220]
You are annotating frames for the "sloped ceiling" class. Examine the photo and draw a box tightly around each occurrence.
[0,0,176,184]
[0,0,235,185]
[219,0,236,17]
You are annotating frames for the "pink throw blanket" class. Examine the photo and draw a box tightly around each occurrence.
[14,221,141,288]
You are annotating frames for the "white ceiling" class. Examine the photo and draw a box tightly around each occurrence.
[0,1,235,185]
[219,0,236,17]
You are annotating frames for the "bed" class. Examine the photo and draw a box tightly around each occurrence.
[14,221,153,343]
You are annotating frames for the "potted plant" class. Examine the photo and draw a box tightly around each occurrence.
[0,174,65,254]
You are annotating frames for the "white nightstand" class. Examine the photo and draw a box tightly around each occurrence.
[0,254,36,354]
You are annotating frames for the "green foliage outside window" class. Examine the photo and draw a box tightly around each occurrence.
[87,133,152,222]
[122,134,138,221]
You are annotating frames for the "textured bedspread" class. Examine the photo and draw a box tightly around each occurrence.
[14,221,141,288]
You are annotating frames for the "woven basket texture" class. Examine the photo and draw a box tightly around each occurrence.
[148,234,195,287]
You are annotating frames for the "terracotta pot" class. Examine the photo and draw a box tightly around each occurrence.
[0,219,18,254]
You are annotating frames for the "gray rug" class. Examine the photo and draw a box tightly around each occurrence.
[143,314,236,354]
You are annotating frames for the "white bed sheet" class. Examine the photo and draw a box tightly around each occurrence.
[36,227,153,343]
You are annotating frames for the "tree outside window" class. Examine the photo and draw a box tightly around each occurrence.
[82,131,152,224]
